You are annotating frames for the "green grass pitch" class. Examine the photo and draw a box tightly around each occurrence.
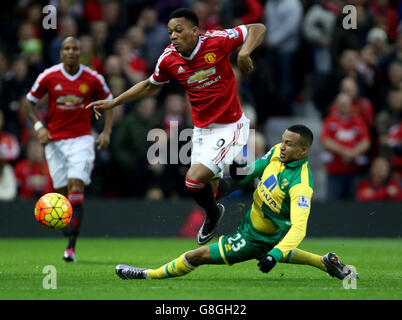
[0,237,401,300]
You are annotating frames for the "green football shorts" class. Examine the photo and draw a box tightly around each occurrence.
[209,207,289,265]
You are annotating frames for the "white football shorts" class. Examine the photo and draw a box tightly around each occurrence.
[191,113,250,179]
[44,134,95,189]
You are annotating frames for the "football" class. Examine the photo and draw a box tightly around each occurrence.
[34,193,73,230]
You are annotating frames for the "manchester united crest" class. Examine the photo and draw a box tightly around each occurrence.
[204,52,216,64]
[79,83,89,94]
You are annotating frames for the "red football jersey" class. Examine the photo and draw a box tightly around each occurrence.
[150,26,248,128]
[321,115,370,174]
[27,63,112,140]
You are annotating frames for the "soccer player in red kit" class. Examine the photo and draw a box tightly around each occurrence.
[87,8,266,245]
[25,37,114,262]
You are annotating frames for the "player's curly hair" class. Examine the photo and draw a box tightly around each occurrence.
[169,8,199,27]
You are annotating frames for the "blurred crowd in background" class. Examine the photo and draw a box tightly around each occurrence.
[1,0,402,202]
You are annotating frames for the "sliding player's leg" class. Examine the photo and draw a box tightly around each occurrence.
[280,249,358,280]
[115,244,216,280]
[115,209,264,280]
[115,224,268,280]
[280,248,326,271]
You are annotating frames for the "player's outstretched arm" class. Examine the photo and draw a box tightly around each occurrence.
[86,78,160,119]
[258,184,313,275]
[237,23,266,73]
[230,156,270,185]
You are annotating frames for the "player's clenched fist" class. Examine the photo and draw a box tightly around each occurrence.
[86,99,115,120]
[96,131,111,150]
[36,127,52,145]
[237,53,254,74]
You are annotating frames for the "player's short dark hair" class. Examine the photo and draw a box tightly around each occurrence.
[169,8,199,27]
[62,36,81,49]
[287,125,314,147]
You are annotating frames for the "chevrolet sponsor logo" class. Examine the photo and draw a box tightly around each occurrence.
[187,67,216,84]
[56,95,84,105]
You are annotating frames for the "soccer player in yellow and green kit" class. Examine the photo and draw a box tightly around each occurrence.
[115,125,358,281]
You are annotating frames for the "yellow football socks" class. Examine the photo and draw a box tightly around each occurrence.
[280,248,326,271]
[146,253,196,279]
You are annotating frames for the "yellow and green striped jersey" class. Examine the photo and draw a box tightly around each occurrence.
[237,143,314,260]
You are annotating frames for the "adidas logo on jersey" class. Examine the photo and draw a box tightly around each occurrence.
[178,66,185,73]
[54,84,63,91]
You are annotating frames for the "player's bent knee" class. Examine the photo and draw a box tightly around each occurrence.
[184,250,201,266]
[186,164,214,182]
[185,247,213,266]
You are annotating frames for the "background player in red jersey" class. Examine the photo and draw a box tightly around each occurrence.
[25,37,114,262]
[86,8,266,245]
